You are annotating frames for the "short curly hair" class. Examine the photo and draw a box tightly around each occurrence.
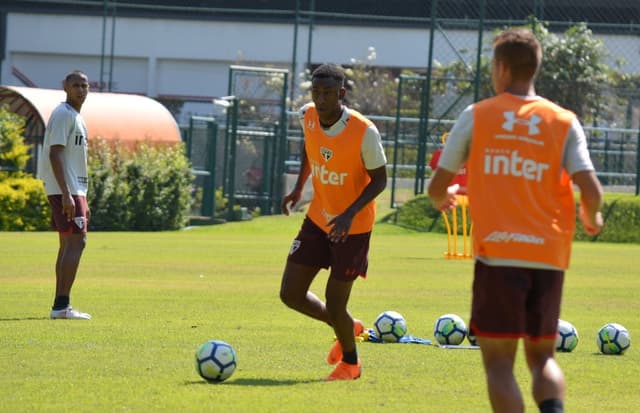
[311,63,345,86]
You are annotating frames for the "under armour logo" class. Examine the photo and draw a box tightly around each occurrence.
[320,147,333,161]
[502,111,541,135]
[307,120,316,130]
[289,240,301,255]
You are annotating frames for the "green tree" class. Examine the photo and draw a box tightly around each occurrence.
[532,21,610,122]
[343,47,399,116]
[0,104,31,173]
[438,19,612,124]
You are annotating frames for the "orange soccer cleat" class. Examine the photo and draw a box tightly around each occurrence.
[327,318,365,365]
[325,361,362,381]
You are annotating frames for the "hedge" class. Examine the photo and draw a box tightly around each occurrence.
[0,173,50,231]
[87,138,194,231]
[0,139,194,231]
[381,192,640,243]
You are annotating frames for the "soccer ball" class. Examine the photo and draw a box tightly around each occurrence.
[555,319,579,352]
[596,323,631,355]
[195,340,237,382]
[374,311,408,342]
[434,313,467,345]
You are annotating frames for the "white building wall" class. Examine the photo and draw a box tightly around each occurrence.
[2,12,639,105]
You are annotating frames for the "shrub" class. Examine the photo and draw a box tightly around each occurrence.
[88,138,194,231]
[0,174,50,231]
[383,193,640,243]
[0,104,31,173]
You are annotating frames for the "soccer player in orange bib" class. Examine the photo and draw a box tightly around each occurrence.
[428,29,603,413]
[280,64,387,381]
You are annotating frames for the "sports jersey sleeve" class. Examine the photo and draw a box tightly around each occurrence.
[46,108,73,147]
[562,118,595,175]
[298,103,312,133]
[361,124,387,170]
[438,105,474,173]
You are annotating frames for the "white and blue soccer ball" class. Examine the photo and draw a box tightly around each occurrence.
[195,340,237,382]
[555,319,579,352]
[434,313,467,345]
[596,323,631,355]
[374,311,408,342]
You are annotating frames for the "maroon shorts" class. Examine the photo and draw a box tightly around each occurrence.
[287,216,371,282]
[470,260,564,340]
[48,195,89,235]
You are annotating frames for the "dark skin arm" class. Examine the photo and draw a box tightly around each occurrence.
[281,144,311,216]
[327,164,387,243]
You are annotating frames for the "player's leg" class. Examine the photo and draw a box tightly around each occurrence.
[477,337,523,413]
[55,232,87,298]
[524,338,565,412]
[324,232,370,380]
[471,261,531,411]
[325,276,356,355]
[524,269,565,413]
[279,260,328,322]
[49,195,91,320]
[280,217,331,323]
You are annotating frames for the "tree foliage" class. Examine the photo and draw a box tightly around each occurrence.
[532,21,610,122]
[0,104,31,173]
[438,18,613,124]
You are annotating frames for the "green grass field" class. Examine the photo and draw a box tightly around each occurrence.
[1,206,639,412]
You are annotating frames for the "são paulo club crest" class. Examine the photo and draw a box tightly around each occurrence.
[320,147,333,161]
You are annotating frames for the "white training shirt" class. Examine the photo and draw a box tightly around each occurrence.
[38,102,89,196]
[298,103,387,170]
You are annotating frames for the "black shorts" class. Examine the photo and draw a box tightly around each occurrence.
[48,195,89,235]
[470,260,564,340]
[287,217,371,281]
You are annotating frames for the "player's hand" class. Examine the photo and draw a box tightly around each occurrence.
[281,189,302,216]
[62,193,76,221]
[580,206,603,235]
[434,184,460,212]
[327,212,353,243]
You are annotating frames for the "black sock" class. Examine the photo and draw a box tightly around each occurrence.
[539,399,564,413]
[52,296,70,310]
[342,351,358,365]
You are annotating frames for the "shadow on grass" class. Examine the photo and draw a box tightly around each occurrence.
[184,377,323,386]
[0,317,50,321]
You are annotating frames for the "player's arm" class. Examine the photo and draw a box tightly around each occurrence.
[345,124,388,217]
[573,170,603,235]
[328,164,387,243]
[428,168,458,211]
[327,125,387,242]
[281,144,311,216]
[563,118,604,235]
[427,106,473,211]
[282,105,312,215]
[344,164,387,219]
[50,144,75,221]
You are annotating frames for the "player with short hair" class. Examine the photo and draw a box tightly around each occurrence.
[280,63,387,381]
[38,70,92,320]
[428,29,603,413]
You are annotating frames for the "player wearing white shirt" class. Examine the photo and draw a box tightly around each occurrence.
[39,70,92,320]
